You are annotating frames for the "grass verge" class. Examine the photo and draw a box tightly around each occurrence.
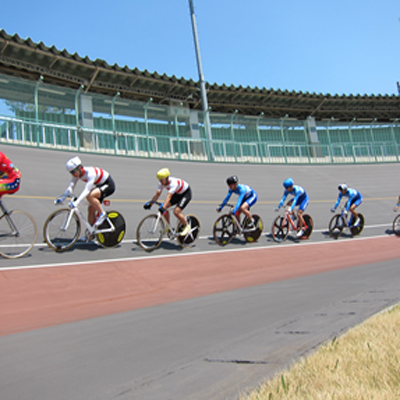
[240,304,400,400]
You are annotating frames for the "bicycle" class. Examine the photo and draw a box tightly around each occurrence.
[213,204,263,246]
[328,207,364,239]
[271,206,313,242]
[136,201,201,251]
[0,195,38,258]
[393,212,400,236]
[43,195,126,252]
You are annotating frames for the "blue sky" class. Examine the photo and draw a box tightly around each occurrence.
[1,0,399,96]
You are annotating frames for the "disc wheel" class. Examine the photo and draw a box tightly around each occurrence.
[43,209,80,252]
[271,215,289,242]
[299,214,313,240]
[176,214,201,248]
[213,214,235,246]
[0,210,38,259]
[243,214,263,243]
[96,211,126,248]
[329,214,345,239]
[350,213,364,236]
[136,214,164,251]
[393,214,400,237]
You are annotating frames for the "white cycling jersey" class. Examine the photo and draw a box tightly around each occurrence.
[63,166,110,206]
[157,176,189,195]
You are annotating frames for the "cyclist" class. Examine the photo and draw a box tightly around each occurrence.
[331,184,362,226]
[56,156,116,227]
[144,168,191,236]
[217,176,258,229]
[274,177,309,237]
[0,151,21,195]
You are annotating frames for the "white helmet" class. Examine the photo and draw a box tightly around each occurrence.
[338,183,347,191]
[66,156,82,172]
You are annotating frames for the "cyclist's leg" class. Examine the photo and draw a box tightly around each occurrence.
[349,196,362,225]
[297,194,309,232]
[88,176,116,225]
[241,191,258,222]
[173,188,192,234]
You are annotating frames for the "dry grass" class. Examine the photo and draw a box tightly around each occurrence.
[240,304,400,400]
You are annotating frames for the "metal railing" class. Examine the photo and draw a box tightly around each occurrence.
[1,115,399,164]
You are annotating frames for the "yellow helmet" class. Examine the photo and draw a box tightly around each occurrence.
[156,168,170,180]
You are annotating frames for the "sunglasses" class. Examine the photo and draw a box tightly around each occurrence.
[70,166,79,174]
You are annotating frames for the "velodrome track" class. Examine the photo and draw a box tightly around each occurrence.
[1,145,400,399]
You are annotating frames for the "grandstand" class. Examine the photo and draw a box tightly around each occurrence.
[0,29,399,164]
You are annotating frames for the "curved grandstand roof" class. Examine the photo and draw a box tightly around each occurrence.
[0,29,399,122]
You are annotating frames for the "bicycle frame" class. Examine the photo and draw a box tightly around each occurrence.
[57,196,115,236]
[281,208,298,231]
[0,200,19,234]
[220,204,254,235]
[148,202,180,237]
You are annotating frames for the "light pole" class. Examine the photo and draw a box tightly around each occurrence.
[188,0,214,161]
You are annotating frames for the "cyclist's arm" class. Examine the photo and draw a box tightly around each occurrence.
[332,192,343,210]
[277,191,288,209]
[150,189,162,203]
[220,190,232,209]
[62,177,78,198]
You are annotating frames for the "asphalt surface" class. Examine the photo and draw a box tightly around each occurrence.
[1,145,400,400]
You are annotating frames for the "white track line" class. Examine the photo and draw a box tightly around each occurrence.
[1,232,395,272]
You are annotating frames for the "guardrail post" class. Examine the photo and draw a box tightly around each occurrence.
[256,112,264,163]
[144,98,153,158]
[230,110,238,162]
[174,102,183,159]
[280,114,288,163]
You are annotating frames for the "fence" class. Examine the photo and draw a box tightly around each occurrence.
[1,115,399,164]
[0,72,399,164]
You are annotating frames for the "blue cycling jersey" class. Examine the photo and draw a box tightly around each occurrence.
[333,188,362,211]
[278,185,307,212]
[220,184,257,213]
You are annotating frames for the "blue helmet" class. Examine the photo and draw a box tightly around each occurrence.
[283,178,294,189]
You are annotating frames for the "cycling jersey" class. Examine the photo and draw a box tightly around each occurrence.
[221,184,258,213]
[0,152,21,194]
[157,177,189,195]
[0,152,21,180]
[63,166,111,206]
[333,188,362,211]
[278,185,309,212]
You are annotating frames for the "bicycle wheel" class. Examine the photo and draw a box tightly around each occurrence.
[329,214,345,239]
[213,214,235,246]
[176,214,201,248]
[96,211,126,248]
[43,209,80,252]
[136,214,165,251]
[0,210,38,259]
[300,214,313,240]
[350,213,364,236]
[244,214,263,243]
[393,214,400,236]
[271,215,289,242]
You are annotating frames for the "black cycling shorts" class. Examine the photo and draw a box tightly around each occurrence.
[170,187,192,211]
[97,176,115,203]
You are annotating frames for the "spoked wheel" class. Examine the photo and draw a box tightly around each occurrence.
[213,214,236,246]
[393,214,400,237]
[329,214,345,239]
[350,213,364,236]
[0,210,38,259]
[136,214,165,251]
[96,211,126,248]
[271,215,289,243]
[43,208,80,251]
[299,214,313,240]
[243,214,263,243]
[176,214,201,248]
